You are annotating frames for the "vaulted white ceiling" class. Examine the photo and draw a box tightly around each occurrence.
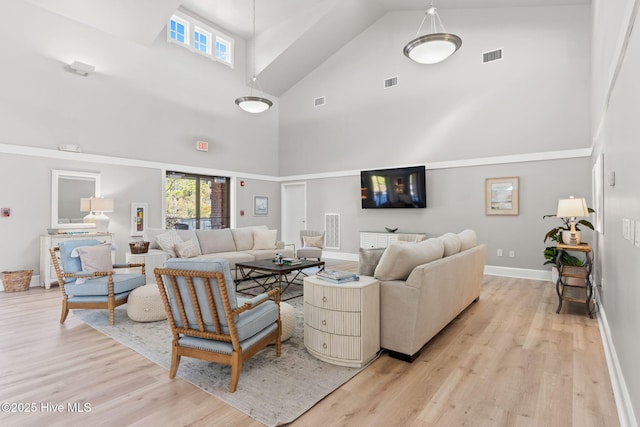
[24,0,590,96]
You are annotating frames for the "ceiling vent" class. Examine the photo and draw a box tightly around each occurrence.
[314,96,326,107]
[384,76,399,89]
[482,49,503,64]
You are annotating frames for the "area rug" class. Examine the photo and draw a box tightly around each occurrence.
[73,297,365,426]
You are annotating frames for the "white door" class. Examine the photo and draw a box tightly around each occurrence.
[281,182,307,247]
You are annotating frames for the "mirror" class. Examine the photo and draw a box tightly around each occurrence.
[51,169,101,229]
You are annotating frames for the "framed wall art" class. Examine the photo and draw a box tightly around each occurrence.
[485,177,519,216]
[253,196,268,216]
[130,202,148,236]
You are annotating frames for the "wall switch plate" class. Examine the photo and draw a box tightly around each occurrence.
[509,250,515,258]
[636,221,640,247]
[630,220,636,244]
[497,249,503,257]
[607,171,615,186]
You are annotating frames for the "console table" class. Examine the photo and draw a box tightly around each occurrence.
[359,231,426,248]
[555,242,594,318]
[303,275,379,367]
[40,233,114,289]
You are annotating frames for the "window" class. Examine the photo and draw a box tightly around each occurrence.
[165,172,230,230]
[169,16,189,45]
[167,13,234,68]
[194,27,210,54]
[215,37,231,63]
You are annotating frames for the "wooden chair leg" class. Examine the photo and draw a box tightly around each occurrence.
[169,343,181,379]
[229,352,242,393]
[60,300,69,324]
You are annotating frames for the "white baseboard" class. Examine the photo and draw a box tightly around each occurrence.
[595,290,639,427]
[483,265,552,281]
[323,251,359,262]
[0,274,42,292]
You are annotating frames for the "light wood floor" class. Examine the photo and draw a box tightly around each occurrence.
[0,261,619,426]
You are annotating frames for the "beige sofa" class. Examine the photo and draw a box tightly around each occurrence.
[359,230,487,361]
[143,226,294,275]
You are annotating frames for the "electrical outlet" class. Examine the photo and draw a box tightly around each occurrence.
[497,249,503,257]
[509,250,515,258]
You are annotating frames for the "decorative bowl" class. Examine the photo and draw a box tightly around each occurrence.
[385,227,398,233]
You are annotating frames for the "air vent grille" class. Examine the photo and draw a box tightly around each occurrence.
[314,96,326,107]
[384,76,399,89]
[324,213,340,249]
[482,49,503,63]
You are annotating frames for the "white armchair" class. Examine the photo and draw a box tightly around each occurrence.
[297,230,324,260]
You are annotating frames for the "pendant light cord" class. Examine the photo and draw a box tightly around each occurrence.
[414,0,447,37]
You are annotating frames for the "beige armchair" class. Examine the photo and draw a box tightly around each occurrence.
[297,230,324,260]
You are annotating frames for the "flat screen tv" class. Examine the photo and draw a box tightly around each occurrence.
[361,166,426,209]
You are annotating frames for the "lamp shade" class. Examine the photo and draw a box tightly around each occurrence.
[91,197,114,213]
[235,96,272,114]
[556,197,589,218]
[80,197,92,212]
[403,33,462,64]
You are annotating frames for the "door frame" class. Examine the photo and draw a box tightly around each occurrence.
[281,182,307,247]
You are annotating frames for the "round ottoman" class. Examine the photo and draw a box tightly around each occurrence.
[127,284,167,322]
[280,302,296,341]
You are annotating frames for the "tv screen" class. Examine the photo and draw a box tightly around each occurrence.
[361,166,426,209]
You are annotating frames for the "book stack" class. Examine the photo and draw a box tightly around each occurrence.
[317,270,359,284]
[282,258,302,266]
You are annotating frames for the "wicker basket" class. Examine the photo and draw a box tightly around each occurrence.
[129,241,150,254]
[2,270,32,292]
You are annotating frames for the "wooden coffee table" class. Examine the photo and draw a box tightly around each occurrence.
[235,259,325,297]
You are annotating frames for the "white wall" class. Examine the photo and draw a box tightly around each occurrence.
[592,1,640,424]
[279,6,591,175]
[0,0,280,176]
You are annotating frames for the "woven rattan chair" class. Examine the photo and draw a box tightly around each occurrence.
[154,258,281,393]
[50,240,146,325]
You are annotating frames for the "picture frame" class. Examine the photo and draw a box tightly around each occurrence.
[485,177,519,216]
[253,196,268,216]
[130,203,148,236]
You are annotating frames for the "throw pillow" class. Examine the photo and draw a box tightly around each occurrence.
[303,234,324,248]
[458,229,477,251]
[374,238,444,281]
[175,240,198,258]
[438,233,462,257]
[253,229,277,250]
[156,230,183,258]
[143,228,166,249]
[358,247,386,276]
[76,244,113,273]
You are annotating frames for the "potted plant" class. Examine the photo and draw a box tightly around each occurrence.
[543,208,595,281]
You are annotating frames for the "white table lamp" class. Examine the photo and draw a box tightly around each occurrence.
[556,197,589,245]
[89,197,114,233]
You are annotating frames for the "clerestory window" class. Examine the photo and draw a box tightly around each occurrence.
[167,12,234,68]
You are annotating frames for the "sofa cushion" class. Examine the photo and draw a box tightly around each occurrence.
[76,244,114,273]
[143,228,166,249]
[438,233,462,257]
[175,230,202,255]
[156,230,183,258]
[198,252,255,268]
[358,247,386,276]
[175,240,199,258]
[196,229,237,254]
[64,273,144,296]
[374,238,444,281]
[231,226,268,251]
[253,229,277,250]
[458,229,477,251]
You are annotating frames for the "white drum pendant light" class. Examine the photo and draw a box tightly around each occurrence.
[235,0,272,113]
[403,1,462,65]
